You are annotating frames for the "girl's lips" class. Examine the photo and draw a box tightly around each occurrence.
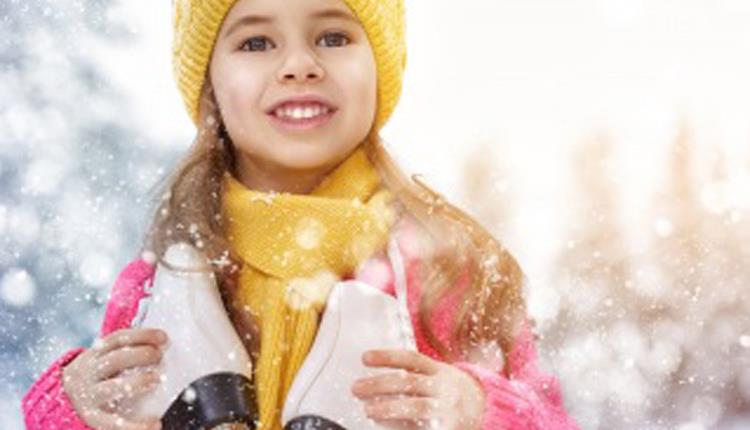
[267,109,337,132]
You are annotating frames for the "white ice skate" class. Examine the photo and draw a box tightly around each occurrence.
[281,237,417,430]
[118,242,256,430]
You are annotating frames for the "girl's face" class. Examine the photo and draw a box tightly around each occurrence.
[209,0,377,192]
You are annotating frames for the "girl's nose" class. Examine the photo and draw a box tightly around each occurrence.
[277,47,325,85]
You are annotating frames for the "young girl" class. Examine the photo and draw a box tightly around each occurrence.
[22,0,581,429]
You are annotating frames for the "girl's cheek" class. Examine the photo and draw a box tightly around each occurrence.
[221,78,258,108]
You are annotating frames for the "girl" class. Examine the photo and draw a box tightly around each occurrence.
[22,0,581,429]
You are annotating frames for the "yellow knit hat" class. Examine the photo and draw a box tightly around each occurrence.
[172,0,407,132]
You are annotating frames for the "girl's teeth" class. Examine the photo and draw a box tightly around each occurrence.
[275,105,330,120]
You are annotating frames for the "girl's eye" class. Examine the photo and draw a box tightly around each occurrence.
[240,36,274,52]
[317,32,350,48]
[238,32,350,53]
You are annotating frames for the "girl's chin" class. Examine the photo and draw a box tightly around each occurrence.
[267,151,339,171]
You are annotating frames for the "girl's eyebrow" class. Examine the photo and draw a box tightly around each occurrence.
[224,8,358,39]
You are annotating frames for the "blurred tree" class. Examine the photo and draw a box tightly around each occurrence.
[546,130,646,429]
[0,2,172,426]
[458,140,513,239]
[703,147,750,426]
[649,127,750,427]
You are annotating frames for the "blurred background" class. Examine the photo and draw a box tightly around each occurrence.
[2,0,750,428]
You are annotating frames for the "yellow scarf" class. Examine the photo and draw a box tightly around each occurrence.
[221,147,397,430]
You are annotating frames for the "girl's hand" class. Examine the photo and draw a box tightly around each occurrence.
[352,349,486,430]
[62,328,168,430]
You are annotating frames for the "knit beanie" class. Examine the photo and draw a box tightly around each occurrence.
[172,0,406,132]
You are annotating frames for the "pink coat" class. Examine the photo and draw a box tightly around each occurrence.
[22,218,580,430]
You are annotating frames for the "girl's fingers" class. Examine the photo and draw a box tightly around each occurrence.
[363,350,440,375]
[93,370,161,404]
[352,372,434,398]
[82,408,161,430]
[364,397,438,422]
[94,345,163,380]
[93,328,167,357]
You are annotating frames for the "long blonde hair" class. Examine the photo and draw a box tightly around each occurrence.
[141,82,527,373]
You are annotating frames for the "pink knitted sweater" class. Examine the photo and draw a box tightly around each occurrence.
[22,219,580,430]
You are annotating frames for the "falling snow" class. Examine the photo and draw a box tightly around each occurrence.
[4,1,750,429]
[1,269,36,307]
[294,217,326,250]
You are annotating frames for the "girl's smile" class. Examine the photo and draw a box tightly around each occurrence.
[266,94,339,133]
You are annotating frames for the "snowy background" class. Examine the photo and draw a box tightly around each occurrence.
[3,0,750,428]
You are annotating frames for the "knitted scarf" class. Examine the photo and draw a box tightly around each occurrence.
[220,147,397,430]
